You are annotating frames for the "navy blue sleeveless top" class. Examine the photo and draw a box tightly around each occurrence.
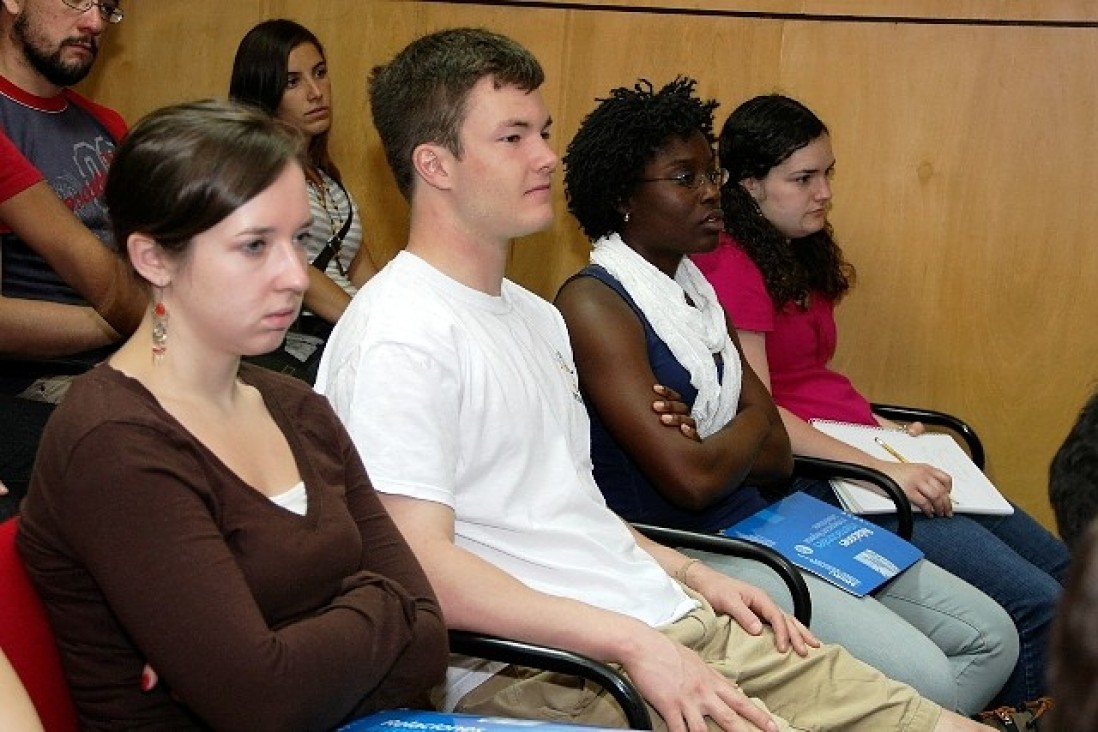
[572,265,766,532]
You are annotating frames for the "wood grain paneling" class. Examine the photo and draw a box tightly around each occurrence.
[500,0,1098,23]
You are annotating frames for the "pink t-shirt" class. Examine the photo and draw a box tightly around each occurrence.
[693,232,875,425]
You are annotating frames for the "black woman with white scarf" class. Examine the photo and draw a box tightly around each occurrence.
[554,77,1017,716]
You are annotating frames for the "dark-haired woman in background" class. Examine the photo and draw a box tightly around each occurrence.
[555,77,1016,715]
[231,19,377,341]
[17,99,446,731]
[694,92,1068,707]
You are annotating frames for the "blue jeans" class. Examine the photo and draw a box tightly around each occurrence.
[801,479,1069,706]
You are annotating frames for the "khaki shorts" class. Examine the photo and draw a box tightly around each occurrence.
[455,589,941,731]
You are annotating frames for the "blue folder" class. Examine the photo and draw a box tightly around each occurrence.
[723,492,923,597]
[339,710,617,732]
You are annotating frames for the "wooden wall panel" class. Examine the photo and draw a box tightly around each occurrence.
[78,0,1097,530]
[774,21,1098,529]
[504,0,1098,22]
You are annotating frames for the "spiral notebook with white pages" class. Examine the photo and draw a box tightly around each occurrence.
[809,419,1014,515]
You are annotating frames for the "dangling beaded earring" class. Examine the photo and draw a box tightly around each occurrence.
[623,211,631,223]
[151,298,169,363]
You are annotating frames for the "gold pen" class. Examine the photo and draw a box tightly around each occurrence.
[873,436,959,506]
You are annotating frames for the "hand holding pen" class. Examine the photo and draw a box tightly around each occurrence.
[872,436,957,517]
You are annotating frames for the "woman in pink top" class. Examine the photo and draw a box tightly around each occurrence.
[693,93,1067,708]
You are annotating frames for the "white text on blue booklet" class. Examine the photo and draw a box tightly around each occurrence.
[724,492,923,596]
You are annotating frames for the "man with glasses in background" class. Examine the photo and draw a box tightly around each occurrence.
[0,0,142,517]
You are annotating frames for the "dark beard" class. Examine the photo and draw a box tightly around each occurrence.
[12,13,97,88]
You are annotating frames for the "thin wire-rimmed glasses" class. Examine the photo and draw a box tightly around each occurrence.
[638,168,730,190]
[59,0,124,24]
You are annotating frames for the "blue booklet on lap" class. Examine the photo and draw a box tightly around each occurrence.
[723,492,923,597]
[339,710,618,732]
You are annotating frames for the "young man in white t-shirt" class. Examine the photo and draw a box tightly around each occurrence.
[317,26,986,732]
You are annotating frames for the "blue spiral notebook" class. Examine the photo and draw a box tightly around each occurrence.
[723,492,923,597]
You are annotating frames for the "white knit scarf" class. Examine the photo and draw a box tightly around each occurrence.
[590,233,740,438]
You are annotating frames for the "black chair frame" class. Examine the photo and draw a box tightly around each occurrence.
[631,523,812,625]
[871,402,985,470]
[793,456,914,540]
[448,630,652,729]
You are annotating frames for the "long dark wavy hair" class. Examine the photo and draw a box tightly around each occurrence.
[720,94,854,309]
[229,19,340,187]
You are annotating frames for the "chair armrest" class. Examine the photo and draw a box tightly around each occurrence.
[793,456,914,540]
[870,402,985,470]
[630,523,812,626]
[447,630,652,729]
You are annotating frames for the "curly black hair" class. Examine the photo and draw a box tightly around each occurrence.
[564,77,719,241]
[719,94,854,309]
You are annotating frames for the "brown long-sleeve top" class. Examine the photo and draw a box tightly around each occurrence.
[17,363,447,732]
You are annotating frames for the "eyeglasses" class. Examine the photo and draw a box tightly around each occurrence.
[638,168,730,190]
[60,0,124,24]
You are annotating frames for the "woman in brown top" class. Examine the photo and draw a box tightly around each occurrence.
[17,100,447,732]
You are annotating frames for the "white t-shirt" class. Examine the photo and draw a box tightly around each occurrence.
[317,252,695,704]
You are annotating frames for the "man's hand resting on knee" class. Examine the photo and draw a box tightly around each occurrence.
[621,629,779,732]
